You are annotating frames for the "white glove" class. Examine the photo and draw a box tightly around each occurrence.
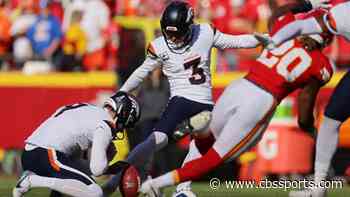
[139,179,160,197]
[308,0,332,9]
[254,33,276,50]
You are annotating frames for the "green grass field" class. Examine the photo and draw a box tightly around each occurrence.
[1,176,350,197]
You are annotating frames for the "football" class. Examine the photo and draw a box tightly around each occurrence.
[120,165,141,197]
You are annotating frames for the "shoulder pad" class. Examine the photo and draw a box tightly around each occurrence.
[146,43,159,59]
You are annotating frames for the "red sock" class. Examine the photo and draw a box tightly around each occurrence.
[194,132,215,155]
[176,148,222,182]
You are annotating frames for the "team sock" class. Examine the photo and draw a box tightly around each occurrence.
[177,148,222,182]
[194,132,216,155]
[176,140,201,191]
[151,147,222,189]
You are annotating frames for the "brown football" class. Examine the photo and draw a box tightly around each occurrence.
[120,165,141,197]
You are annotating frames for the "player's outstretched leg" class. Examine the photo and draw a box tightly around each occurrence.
[289,116,341,197]
[174,110,215,196]
[314,116,341,189]
[140,79,277,193]
[142,110,273,191]
[290,71,350,197]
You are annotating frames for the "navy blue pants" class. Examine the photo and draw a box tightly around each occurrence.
[22,147,94,185]
[325,70,350,122]
[153,96,213,137]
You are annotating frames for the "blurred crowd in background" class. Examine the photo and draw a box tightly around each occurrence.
[0,0,349,74]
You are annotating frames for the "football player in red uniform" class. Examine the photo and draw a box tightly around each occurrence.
[265,1,350,197]
[259,1,350,197]
[140,0,335,195]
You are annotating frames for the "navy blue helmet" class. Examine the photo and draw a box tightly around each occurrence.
[160,1,194,50]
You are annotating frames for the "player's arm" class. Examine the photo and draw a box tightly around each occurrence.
[297,78,323,135]
[119,44,162,92]
[212,26,262,49]
[90,126,113,176]
[268,0,314,31]
[269,0,333,47]
[270,15,330,47]
[257,0,332,48]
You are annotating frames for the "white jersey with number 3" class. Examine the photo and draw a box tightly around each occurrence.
[120,23,260,104]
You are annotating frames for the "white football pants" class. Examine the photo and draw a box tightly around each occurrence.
[210,78,277,160]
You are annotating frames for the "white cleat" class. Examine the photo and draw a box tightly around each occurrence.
[289,188,326,197]
[289,189,313,197]
[173,181,196,197]
[139,179,160,197]
[12,171,33,197]
[312,188,327,197]
[189,111,212,133]
[172,188,197,197]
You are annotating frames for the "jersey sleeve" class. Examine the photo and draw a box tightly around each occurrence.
[212,27,260,49]
[311,55,336,85]
[313,58,335,85]
[90,125,113,176]
[119,42,162,92]
[270,12,296,36]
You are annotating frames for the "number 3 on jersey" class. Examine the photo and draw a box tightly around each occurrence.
[257,40,312,82]
[184,57,206,85]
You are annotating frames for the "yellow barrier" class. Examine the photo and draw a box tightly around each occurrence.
[0,71,117,88]
[0,71,345,88]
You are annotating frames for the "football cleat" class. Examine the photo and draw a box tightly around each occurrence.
[289,188,327,197]
[172,188,197,197]
[139,178,161,197]
[12,171,33,197]
[173,111,212,140]
[189,111,212,134]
